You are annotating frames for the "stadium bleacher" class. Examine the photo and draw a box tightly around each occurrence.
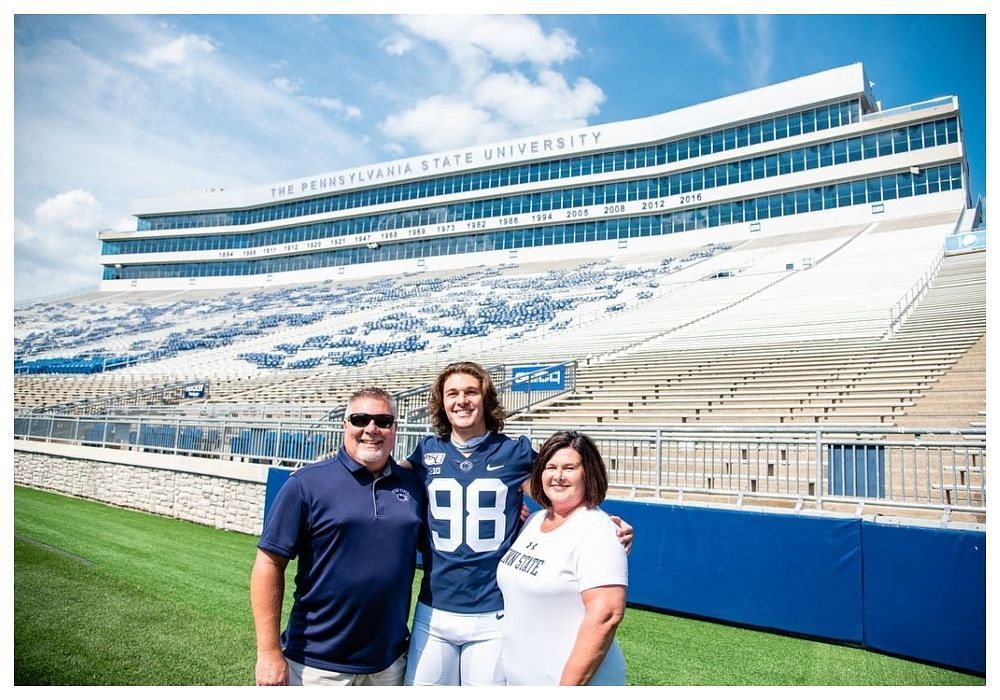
[15,220,984,423]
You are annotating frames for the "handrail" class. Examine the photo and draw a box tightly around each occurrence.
[886,246,945,336]
[28,379,211,416]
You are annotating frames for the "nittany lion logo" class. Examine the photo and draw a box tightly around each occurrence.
[392,488,410,502]
[424,453,446,466]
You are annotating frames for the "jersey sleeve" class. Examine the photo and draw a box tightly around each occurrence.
[575,513,629,592]
[513,434,537,479]
[405,438,425,468]
[257,475,307,560]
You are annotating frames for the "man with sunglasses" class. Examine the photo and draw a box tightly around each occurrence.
[251,387,426,685]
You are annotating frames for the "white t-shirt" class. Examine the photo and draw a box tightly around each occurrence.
[496,506,628,685]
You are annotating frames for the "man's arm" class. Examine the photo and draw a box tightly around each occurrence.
[250,548,291,685]
[609,515,634,555]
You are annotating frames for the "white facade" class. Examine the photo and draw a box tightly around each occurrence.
[98,63,971,292]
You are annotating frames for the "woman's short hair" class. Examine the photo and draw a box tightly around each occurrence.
[530,430,609,509]
[428,361,506,438]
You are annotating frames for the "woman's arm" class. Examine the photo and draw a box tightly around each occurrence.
[559,584,627,686]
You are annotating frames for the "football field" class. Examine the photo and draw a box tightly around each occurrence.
[13,486,983,685]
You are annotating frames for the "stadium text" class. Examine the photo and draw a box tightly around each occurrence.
[269,131,604,201]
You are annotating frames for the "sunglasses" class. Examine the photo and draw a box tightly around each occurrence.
[346,413,396,429]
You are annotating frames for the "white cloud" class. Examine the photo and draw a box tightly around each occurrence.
[380,15,602,153]
[14,16,379,301]
[380,96,508,153]
[670,15,775,87]
[396,15,578,68]
[302,95,363,120]
[673,15,731,65]
[473,69,603,131]
[130,33,216,78]
[14,213,102,300]
[272,76,302,93]
[737,15,774,87]
[34,189,105,232]
[381,34,414,56]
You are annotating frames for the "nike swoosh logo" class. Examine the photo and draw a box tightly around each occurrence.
[495,612,505,620]
[486,464,505,471]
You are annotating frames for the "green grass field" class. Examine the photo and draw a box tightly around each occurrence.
[13,486,984,685]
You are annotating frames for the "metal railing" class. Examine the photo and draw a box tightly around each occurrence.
[13,412,984,516]
[26,380,211,416]
[887,246,945,335]
[862,96,956,122]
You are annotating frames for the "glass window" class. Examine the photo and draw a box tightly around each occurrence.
[819,142,833,167]
[935,120,948,145]
[866,177,881,202]
[893,128,909,153]
[775,115,788,139]
[877,131,893,156]
[882,175,898,200]
[724,128,737,149]
[779,151,792,174]
[735,201,748,223]
[765,154,778,177]
[782,192,795,215]
[787,112,802,137]
[792,149,806,172]
[946,117,958,143]
[848,137,863,162]
[816,106,830,131]
[805,145,819,169]
[833,140,848,164]
[916,121,934,148]
[837,182,852,206]
[737,125,750,147]
[799,108,815,133]
[700,133,712,155]
[795,189,809,213]
[823,185,837,209]
[862,133,877,159]
[749,122,762,145]
[761,118,775,142]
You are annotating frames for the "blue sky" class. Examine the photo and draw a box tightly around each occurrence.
[9,10,988,300]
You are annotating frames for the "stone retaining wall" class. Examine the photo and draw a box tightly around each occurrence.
[14,441,266,535]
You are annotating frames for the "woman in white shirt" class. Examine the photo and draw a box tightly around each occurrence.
[496,430,628,685]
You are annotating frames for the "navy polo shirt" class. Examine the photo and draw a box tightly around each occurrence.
[258,447,426,673]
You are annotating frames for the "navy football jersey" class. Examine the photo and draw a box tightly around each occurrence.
[409,432,536,613]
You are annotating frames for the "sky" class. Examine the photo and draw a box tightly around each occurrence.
[6,6,990,302]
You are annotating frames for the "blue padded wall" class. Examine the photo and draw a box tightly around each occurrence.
[262,466,294,525]
[602,499,864,643]
[861,521,985,674]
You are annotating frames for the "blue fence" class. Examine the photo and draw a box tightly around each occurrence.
[604,499,985,675]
